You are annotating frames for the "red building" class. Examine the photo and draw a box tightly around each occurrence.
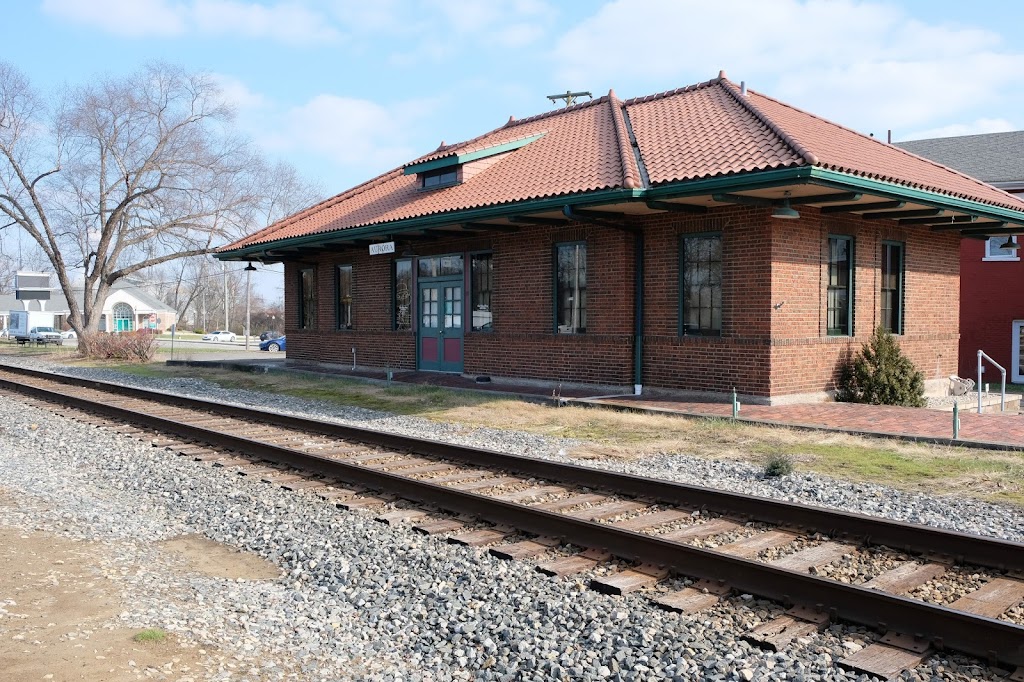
[896,132,1024,383]
[219,74,1024,404]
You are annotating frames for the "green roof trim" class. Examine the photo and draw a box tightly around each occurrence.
[217,165,1024,261]
[403,133,546,175]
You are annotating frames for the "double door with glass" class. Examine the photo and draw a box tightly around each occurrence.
[418,277,463,372]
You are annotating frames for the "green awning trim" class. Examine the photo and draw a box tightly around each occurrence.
[217,165,1024,261]
[403,133,546,175]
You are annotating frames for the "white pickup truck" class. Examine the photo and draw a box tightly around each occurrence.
[27,326,63,346]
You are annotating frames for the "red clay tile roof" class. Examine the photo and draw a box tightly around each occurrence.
[223,74,1024,252]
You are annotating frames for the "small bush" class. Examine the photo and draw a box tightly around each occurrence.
[836,326,926,407]
[79,331,158,362]
[132,628,166,643]
[763,452,795,477]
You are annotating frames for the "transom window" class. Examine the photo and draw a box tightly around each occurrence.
[470,253,493,332]
[679,233,722,336]
[555,242,586,334]
[827,236,853,336]
[985,236,1019,260]
[336,265,352,330]
[880,242,903,335]
[418,254,464,277]
[299,267,316,330]
[421,167,459,189]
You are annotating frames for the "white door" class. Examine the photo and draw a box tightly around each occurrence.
[1013,321,1024,383]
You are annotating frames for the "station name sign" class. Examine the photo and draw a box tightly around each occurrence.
[369,241,396,256]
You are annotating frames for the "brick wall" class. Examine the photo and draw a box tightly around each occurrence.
[280,204,960,401]
[959,237,1024,379]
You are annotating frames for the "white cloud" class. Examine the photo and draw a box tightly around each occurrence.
[901,118,1018,141]
[42,0,186,37]
[269,95,421,170]
[210,73,269,111]
[551,0,1024,135]
[43,0,339,44]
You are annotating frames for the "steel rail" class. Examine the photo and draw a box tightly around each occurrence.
[2,370,1023,667]
[1,363,1020,574]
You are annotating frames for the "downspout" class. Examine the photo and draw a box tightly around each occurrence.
[633,229,643,396]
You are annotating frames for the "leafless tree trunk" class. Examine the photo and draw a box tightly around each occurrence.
[0,61,295,340]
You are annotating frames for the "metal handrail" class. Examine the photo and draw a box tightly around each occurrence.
[977,349,1007,413]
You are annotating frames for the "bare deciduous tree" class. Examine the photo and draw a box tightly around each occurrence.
[0,61,273,337]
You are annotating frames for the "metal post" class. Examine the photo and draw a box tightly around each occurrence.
[953,401,960,440]
[245,265,252,351]
[977,350,983,415]
[223,262,229,332]
[732,387,740,418]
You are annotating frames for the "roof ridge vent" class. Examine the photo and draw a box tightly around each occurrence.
[740,81,747,97]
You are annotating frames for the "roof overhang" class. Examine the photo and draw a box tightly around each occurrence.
[217,166,1024,262]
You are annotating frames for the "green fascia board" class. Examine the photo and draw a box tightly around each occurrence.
[216,186,644,260]
[806,168,1024,226]
[217,165,1024,260]
[402,133,546,175]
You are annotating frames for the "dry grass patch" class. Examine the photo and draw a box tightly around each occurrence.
[93,363,1024,506]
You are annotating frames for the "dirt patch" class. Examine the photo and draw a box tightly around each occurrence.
[158,534,280,580]
[0,526,207,682]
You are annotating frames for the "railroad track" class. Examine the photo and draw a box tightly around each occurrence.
[1,363,1022,679]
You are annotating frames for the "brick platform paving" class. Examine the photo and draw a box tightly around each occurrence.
[576,396,1024,450]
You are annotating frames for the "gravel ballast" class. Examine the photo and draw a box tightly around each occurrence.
[0,356,1020,681]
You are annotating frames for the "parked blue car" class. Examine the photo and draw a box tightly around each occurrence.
[259,336,285,352]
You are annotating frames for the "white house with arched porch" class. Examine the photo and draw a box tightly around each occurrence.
[94,285,177,333]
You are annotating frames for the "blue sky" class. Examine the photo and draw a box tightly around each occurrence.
[7,0,1024,300]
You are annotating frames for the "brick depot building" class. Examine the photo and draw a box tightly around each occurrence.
[219,73,1024,404]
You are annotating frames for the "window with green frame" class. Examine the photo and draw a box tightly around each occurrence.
[336,264,353,330]
[299,267,316,330]
[881,241,904,334]
[470,253,493,332]
[679,233,722,335]
[827,235,853,335]
[554,242,586,334]
[393,259,412,330]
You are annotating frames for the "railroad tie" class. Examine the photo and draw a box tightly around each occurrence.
[862,562,947,594]
[949,577,1024,619]
[838,632,932,680]
[769,542,855,572]
[609,509,691,532]
[316,486,367,501]
[536,547,611,577]
[590,563,669,595]
[449,476,522,492]
[741,605,830,652]
[494,486,567,502]
[658,518,740,542]
[412,518,465,535]
[716,530,798,558]
[398,463,457,476]
[489,536,561,561]
[375,509,428,526]
[567,500,648,522]
[427,470,492,484]
[649,578,730,614]
[533,493,608,512]
[448,528,512,547]
[337,494,397,511]
[280,478,335,492]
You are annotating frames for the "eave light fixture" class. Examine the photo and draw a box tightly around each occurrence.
[999,235,1019,250]
[771,199,800,220]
